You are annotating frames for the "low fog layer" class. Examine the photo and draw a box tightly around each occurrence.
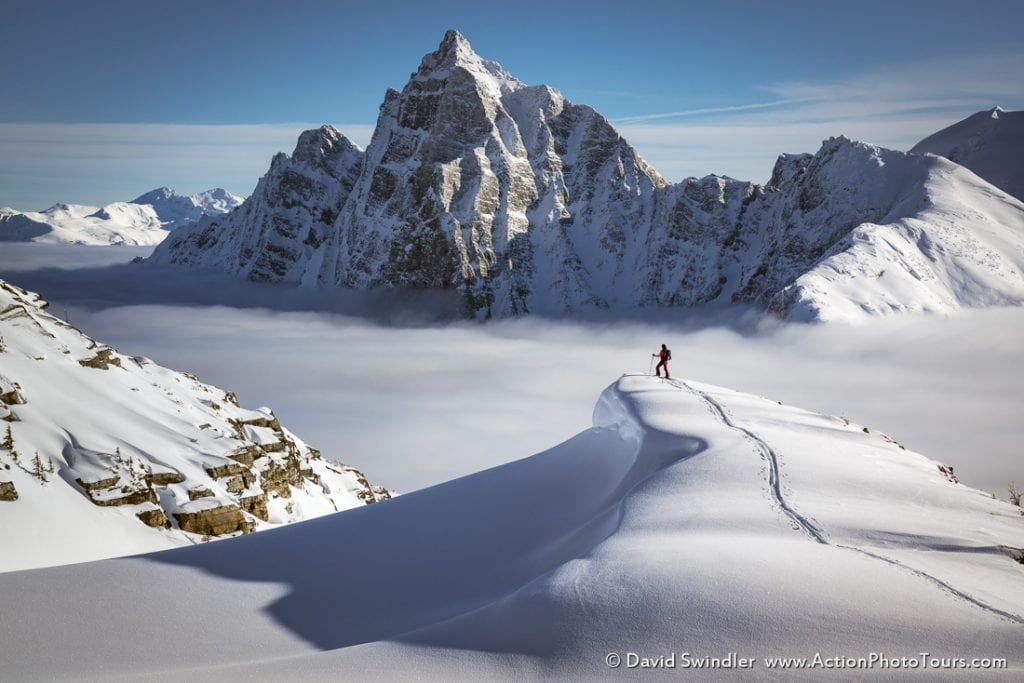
[63,303,1023,498]
[2,246,1021,497]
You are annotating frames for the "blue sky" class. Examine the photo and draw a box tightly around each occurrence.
[2,0,1022,208]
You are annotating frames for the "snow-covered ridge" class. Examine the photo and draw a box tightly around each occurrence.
[0,187,243,246]
[0,279,390,572]
[912,106,1024,202]
[150,32,1024,323]
[1,374,1021,677]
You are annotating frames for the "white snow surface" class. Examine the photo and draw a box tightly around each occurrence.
[911,107,1024,202]
[0,279,388,573]
[0,187,243,246]
[1,374,1021,679]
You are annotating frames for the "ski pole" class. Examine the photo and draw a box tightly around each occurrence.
[649,355,655,376]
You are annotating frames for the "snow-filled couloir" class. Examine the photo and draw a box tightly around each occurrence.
[1,374,1021,678]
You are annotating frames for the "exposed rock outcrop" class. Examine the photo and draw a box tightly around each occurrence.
[0,480,16,501]
[135,506,170,528]
[174,505,252,536]
[78,348,122,370]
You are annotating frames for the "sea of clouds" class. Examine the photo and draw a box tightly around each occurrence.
[2,245,1021,497]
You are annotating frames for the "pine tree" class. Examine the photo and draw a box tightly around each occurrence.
[2,425,12,451]
[32,452,47,483]
[0,335,6,352]
[47,456,55,474]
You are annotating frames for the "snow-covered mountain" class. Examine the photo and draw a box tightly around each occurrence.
[0,187,243,245]
[2,374,1021,678]
[151,31,1024,323]
[131,186,245,230]
[751,137,1024,321]
[0,278,390,573]
[911,106,1024,202]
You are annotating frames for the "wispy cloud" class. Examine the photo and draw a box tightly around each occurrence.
[615,50,1024,183]
[612,98,818,124]
[0,122,375,210]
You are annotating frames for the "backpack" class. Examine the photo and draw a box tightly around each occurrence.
[665,349,672,361]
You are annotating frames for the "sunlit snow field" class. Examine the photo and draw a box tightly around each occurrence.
[2,243,1021,497]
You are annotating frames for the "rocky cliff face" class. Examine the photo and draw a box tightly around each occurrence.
[150,32,1024,323]
[0,278,391,572]
[152,31,669,317]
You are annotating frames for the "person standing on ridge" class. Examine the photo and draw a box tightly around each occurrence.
[653,344,671,378]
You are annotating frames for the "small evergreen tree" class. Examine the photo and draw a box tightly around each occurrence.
[1010,482,1022,508]
[2,425,12,451]
[47,456,55,474]
[0,335,6,352]
[32,452,47,483]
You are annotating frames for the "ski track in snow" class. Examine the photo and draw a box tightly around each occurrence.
[664,376,1024,626]
[667,377,828,543]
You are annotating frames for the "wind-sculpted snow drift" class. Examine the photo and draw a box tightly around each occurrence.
[1,374,1021,678]
[0,279,390,572]
[151,30,1024,322]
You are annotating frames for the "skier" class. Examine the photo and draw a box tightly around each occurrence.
[653,343,671,378]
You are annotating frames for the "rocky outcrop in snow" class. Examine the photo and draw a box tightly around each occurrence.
[0,278,391,572]
[150,32,1024,323]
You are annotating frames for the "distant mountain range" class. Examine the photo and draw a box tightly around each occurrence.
[149,32,1024,323]
[0,187,243,246]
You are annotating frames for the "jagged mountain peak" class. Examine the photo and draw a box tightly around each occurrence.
[132,187,179,204]
[413,29,524,94]
[291,124,362,166]
[420,29,482,72]
[430,29,475,67]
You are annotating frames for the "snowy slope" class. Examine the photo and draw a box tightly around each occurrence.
[0,202,166,245]
[1,374,1020,679]
[0,279,390,572]
[0,187,242,245]
[911,107,1024,202]
[756,137,1024,321]
[150,32,1024,323]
